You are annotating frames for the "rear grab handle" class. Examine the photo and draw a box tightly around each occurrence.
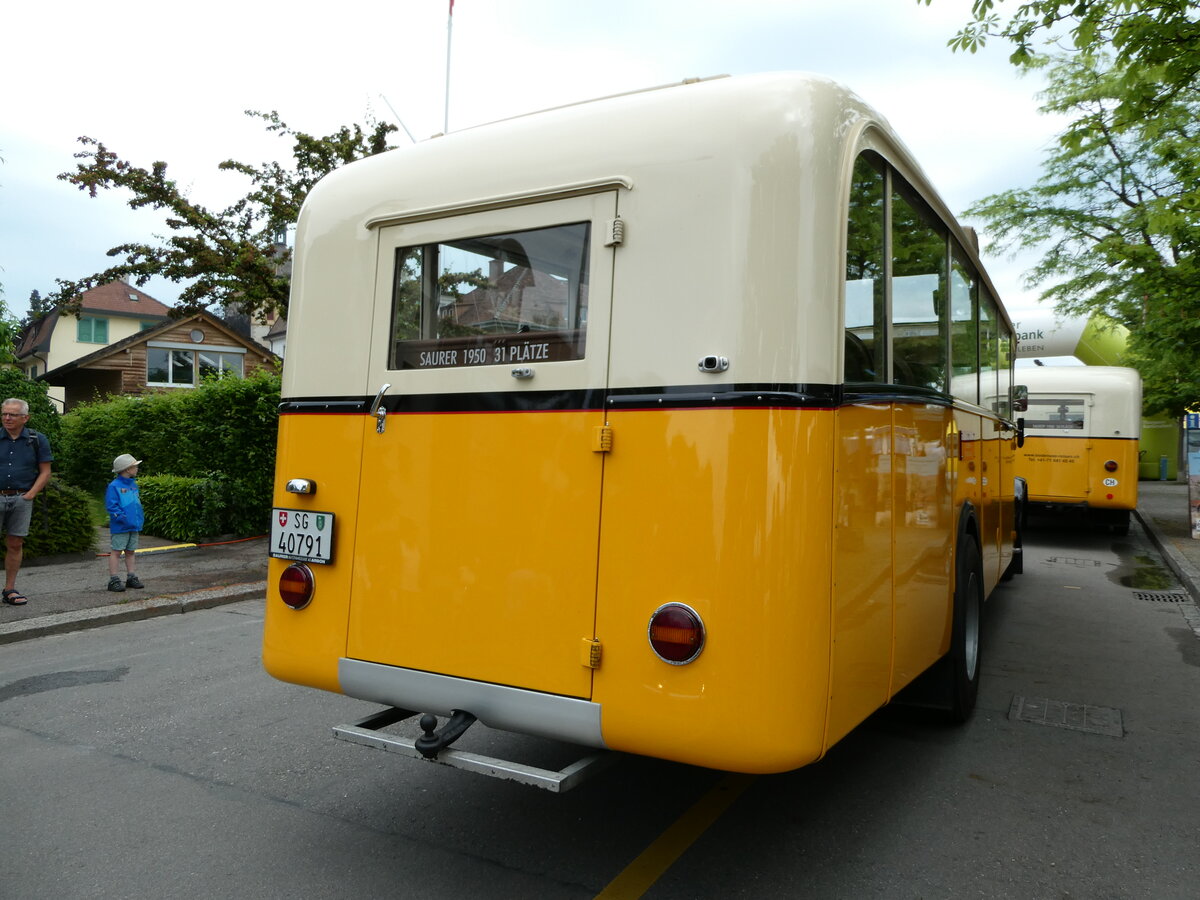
[370,383,392,434]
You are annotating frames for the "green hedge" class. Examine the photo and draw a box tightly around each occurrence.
[23,478,96,559]
[139,474,228,544]
[59,370,280,541]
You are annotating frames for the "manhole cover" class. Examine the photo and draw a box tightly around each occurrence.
[1009,696,1124,737]
[1134,591,1189,603]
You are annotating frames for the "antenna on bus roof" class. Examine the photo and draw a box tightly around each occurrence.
[379,94,417,144]
[445,0,455,133]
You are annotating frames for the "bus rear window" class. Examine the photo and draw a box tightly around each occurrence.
[389,222,590,370]
[1026,397,1086,430]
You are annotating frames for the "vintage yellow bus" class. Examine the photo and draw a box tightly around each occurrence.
[1014,365,1141,535]
[263,72,1024,789]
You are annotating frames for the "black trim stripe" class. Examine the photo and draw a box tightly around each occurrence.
[279,398,372,414]
[280,382,987,415]
[1022,434,1140,442]
[605,383,839,410]
[280,390,604,415]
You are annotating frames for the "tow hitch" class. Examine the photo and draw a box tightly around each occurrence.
[415,710,476,758]
[333,706,617,793]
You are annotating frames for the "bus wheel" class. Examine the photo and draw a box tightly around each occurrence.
[948,538,984,723]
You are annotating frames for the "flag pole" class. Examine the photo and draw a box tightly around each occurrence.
[444,0,454,133]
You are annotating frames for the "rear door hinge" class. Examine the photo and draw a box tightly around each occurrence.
[604,217,625,247]
[581,638,602,669]
[592,425,613,453]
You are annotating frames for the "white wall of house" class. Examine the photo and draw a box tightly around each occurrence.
[56,315,150,369]
[34,314,160,409]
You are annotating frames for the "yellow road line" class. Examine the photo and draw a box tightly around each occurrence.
[595,772,756,899]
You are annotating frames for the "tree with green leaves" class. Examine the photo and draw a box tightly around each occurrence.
[924,0,1200,127]
[0,293,25,366]
[54,111,398,321]
[25,289,52,326]
[965,52,1200,415]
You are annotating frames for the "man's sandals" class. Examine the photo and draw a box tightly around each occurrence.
[2,589,27,606]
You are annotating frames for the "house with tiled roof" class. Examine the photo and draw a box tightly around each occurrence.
[16,281,173,408]
[39,309,278,412]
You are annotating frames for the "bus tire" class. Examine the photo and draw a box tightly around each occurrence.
[948,537,984,723]
[1002,480,1027,582]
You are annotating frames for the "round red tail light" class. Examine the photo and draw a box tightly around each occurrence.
[648,603,705,664]
[279,563,315,610]
[1104,460,1118,472]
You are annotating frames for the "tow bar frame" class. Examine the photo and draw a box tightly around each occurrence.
[332,706,618,793]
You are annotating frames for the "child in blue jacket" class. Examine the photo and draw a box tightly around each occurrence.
[106,453,145,592]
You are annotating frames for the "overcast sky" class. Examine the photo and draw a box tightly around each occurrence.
[1,0,1064,325]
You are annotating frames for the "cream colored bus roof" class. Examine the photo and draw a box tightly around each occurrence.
[285,72,1009,396]
[1018,365,1143,437]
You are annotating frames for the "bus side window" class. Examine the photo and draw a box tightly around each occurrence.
[949,252,979,405]
[890,178,947,392]
[979,291,1000,414]
[845,153,886,383]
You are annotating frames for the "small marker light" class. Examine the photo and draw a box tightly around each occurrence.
[1104,460,1118,472]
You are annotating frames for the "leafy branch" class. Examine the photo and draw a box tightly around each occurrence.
[54,111,397,321]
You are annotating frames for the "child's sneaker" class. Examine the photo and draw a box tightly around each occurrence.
[107,576,125,592]
[125,574,144,589]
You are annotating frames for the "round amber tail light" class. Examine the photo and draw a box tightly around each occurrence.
[648,603,706,664]
[279,563,315,610]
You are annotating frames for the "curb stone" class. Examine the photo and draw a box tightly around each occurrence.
[1133,507,1200,604]
[0,581,266,645]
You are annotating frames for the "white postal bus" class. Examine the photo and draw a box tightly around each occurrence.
[264,72,1024,789]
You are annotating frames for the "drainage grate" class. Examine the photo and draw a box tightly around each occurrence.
[1045,557,1104,567]
[1133,591,1189,603]
[1009,696,1124,737]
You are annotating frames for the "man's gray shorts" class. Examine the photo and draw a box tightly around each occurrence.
[0,495,33,538]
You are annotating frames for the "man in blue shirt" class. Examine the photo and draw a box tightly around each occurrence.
[0,398,52,605]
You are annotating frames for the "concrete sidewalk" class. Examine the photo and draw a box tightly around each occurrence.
[1,482,1197,646]
[0,527,267,645]
[1133,479,1200,600]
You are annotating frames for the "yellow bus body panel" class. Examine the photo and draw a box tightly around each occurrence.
[889,403,957,695]
[828,402,894,745]
[263,413,361,693]
[1016,435,1139,510]
[263,400,1008,773]
[345,409,603,698]
[593,408,835,773]
[825,401,957,747]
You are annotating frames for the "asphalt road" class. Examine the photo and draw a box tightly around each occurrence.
[1,517,1198,899]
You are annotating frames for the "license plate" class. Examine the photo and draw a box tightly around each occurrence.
[271,508,335,564]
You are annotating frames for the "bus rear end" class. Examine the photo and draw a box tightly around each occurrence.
[262,75,863,779]
[1014,366,1141,532]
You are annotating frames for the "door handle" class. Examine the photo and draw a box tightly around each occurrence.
[370,383,392,434]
